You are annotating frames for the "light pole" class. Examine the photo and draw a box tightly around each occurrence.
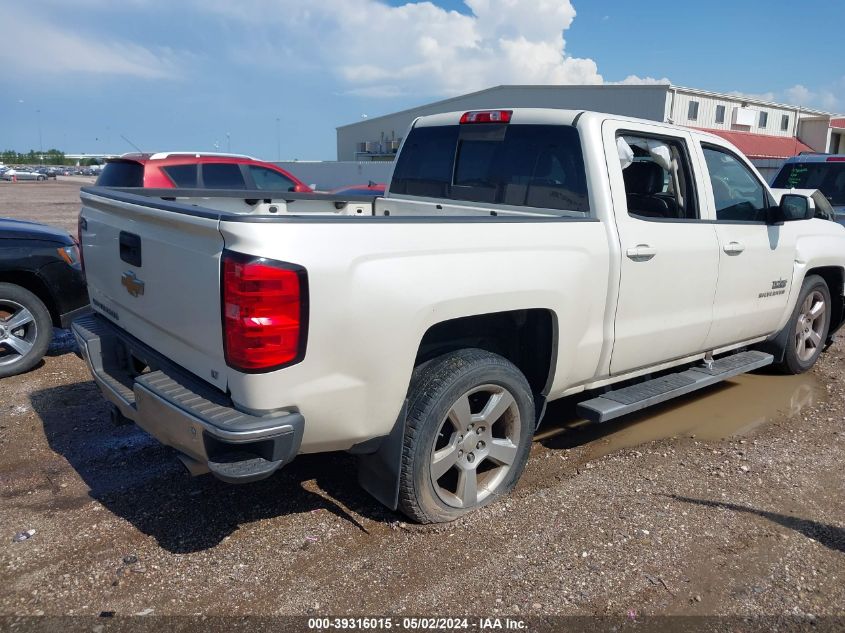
[275,117,281,161]
[36,109,43,164]
[226,132,231,153]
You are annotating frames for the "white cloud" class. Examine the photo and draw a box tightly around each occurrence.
[198,0,603,97]
[612,75,671,86]
[725,81,844,113]
[784,83,840,111]
[0,5,181,79]
[728,90,777,103]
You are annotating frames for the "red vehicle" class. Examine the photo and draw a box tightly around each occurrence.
[96,152,312,192]
[330,182,386,196]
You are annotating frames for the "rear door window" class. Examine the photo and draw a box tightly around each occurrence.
[618,134,699,220]
[163,164,198,188]
[201,163,246,189]
[247,165,296,191]
[391,123,590,213]
[96,161,144,187]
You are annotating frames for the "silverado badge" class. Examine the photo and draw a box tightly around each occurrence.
[121,271,145,297]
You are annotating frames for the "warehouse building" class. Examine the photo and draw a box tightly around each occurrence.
[337,84,844,180]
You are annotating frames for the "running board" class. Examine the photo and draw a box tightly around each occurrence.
[576,350,774,423]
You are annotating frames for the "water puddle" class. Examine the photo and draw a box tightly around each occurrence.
[536,372,825,458]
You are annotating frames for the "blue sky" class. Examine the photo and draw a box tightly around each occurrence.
[1,0,843,160]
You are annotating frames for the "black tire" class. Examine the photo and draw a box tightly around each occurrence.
[771,275,831,374]
[398,348,535,523]
[0,283,52,378]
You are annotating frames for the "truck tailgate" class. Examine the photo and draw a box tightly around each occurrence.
[79,190,229,391]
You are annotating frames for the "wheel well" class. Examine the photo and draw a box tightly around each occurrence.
[0,271,60,327]
[415,309,557,397]
[807,266,844,334]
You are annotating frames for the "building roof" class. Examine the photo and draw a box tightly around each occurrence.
[338,83,835,130]
[697,128,813,159]
[336,83,671,129]
[831,118,845,128]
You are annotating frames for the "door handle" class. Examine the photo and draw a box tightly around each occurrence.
[626,244,656,261]
[723,241,746,255]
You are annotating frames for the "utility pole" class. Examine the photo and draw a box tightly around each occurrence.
[276,117,281,161]
[36,109,43,163]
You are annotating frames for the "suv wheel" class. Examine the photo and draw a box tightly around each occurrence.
[398,349,535,523]
[773,275,831,374]
[0,283,52,378]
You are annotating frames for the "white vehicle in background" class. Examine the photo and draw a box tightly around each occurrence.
[2,169,47,182]
[771,187,838,223]
[74,108,845,523]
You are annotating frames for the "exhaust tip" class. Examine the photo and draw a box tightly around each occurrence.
[176,453,210,477]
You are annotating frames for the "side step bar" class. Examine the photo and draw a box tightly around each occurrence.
[576,350,774,423]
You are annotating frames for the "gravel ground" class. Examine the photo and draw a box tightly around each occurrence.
[0,178,95,234]
[0,182,844,624]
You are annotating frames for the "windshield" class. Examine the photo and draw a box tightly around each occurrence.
[772,161,845,206]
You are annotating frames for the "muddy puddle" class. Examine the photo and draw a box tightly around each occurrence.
[536,372,826,458]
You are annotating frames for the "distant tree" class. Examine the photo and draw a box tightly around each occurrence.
[0,149,67,165]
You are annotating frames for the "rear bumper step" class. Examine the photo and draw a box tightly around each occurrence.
[71,313,304,483]
[577,350,774,423]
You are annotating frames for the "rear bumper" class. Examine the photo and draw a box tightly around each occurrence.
[60,304,91,329]
[71,314,304,483]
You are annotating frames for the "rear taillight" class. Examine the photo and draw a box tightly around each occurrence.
[460,110,512,124]
[222,251,307,372]
[77,215,87,272]
[827,156,845,162]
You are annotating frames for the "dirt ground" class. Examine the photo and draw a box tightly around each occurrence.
[0,178,95,234]
[1,180,844,625]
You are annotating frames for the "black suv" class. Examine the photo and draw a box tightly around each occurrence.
[0,219,89,377]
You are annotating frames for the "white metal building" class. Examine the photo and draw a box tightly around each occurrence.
[337,84,844,179]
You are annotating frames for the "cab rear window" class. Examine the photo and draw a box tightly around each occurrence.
[96,161,144,187]
[390,123,589,213]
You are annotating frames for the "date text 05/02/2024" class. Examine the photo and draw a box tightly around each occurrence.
[307,617,528,630]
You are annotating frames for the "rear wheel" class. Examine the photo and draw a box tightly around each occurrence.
[398,349,535,523]
[0,283,52,378]
[772,275,831,374]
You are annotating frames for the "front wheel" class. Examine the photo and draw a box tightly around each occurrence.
[0,283,52,378]
[772,275,831,374]
[398,349,535,523]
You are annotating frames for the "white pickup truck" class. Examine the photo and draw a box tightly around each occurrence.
[73,109,845,523]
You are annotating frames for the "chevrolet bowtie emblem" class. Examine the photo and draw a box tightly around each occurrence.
[121,271,145,297]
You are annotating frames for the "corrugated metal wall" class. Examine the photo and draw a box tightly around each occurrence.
[275,161,394,190]
[669,90,802,137]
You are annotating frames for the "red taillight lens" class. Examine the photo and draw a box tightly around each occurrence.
[77,215,87,272]
[222,252,307,372]
[826,156,845,162]
[460,110,513,124]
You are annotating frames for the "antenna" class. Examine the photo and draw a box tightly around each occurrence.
[120,134,144,153]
